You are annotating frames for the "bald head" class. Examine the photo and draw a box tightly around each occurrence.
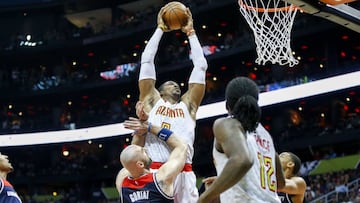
[120,145,152,173]
[120,145,142,165]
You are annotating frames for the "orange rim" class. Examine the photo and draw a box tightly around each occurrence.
[238,0,298,12]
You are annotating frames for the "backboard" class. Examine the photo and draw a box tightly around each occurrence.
[283,0,360,33]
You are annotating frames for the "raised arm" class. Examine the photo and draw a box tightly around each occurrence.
[198,118,253,203]
[124,118,187,181]
[138,7,172,109]
[134,13,166,146]
[135,13,165,146]
[123,117,187,196]
[138,26,162,104]
[181,8,208,117]
[154,127,187,192]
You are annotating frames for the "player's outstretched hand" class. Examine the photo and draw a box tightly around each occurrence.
[202,176,217,190]
[182,8,195,36]
[157,6,171,32]
[123,117,148,136]
[197,176,220,203]
[135,101,148,121]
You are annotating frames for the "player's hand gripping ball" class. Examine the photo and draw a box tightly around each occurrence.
[161,1,189,31]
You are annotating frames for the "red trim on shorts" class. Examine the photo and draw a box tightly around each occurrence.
[151,162,192,172]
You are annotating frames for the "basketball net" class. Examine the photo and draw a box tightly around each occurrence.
[238,0,298,67]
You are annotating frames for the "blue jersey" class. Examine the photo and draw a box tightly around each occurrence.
[0,178,22,203]
[121,173,173,203]
[278,192,294,203]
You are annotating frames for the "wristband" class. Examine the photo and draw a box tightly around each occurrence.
[147,122,152,133]
[157,128,173,142]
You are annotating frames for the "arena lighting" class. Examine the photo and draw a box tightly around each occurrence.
[0,71,359,147]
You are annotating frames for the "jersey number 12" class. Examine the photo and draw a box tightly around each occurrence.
[257,152,276,192]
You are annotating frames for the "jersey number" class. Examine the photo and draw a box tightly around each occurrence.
[257,152,276,192]
[161,122,171,129]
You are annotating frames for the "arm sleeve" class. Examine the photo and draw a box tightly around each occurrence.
[188,34,208,84]
[139,28,164,81]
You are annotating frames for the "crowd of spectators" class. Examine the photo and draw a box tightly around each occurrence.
[275,109,360,143]
[0,0,221,52]
[304,169,360,202]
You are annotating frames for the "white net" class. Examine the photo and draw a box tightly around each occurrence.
[238,0,298,67]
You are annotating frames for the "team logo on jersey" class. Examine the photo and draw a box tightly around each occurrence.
[129,190,149,202]
[254,134,270,153]
[155,106,185,118]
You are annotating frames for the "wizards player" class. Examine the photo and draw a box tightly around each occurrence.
[116,116,187,203]
[0,152,22,203]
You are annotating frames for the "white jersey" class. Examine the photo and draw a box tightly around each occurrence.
[146,99,195,164]
[213,123,281,203]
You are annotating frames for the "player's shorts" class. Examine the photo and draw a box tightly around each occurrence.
[174,170,198,203]
[150,163,199,203]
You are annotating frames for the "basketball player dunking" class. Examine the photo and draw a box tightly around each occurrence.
[131,5,208,203]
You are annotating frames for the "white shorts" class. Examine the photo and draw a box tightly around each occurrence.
[150,168,198,203]
[174,171,199,203]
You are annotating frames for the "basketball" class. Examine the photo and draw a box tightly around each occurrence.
[162,1,188,30]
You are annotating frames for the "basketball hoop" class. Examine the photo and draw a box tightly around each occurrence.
[238,0,299,67]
